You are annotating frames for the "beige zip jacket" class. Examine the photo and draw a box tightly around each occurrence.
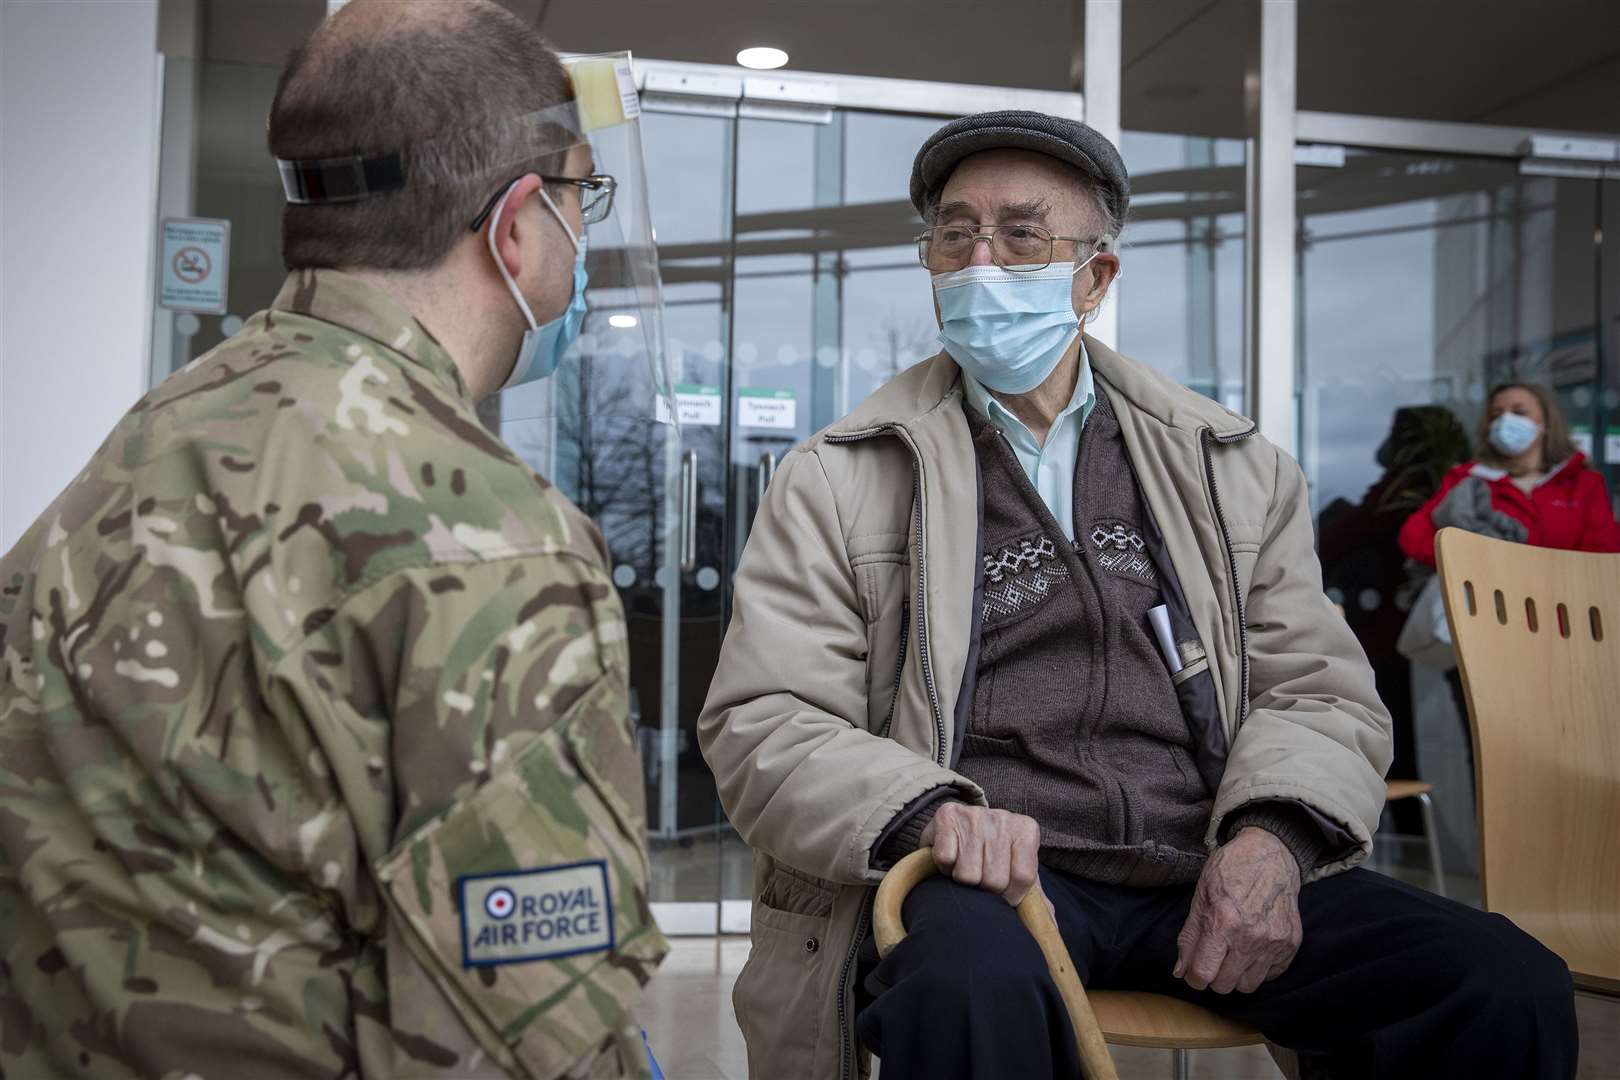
[698,339,1392,1080]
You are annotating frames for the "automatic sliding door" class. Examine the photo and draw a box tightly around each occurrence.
[714,108,950,920]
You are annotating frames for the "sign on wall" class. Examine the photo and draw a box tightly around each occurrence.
[159,217,230,315]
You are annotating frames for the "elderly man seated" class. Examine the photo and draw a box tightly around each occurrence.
[698,112,1576,1080]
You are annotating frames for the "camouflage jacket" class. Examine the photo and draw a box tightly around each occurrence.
[0,271,667,1079]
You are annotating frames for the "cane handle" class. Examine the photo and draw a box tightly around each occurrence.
[872,848,1119,1080]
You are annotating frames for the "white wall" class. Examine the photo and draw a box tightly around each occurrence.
[1,0,162,551]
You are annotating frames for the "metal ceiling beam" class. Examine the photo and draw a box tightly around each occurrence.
[630,56,1084,120]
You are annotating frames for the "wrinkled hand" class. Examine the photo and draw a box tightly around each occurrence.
[919,803,1043,908]
[1174,827,1302,995]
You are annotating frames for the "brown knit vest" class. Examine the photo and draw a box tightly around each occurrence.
[959,390,1212,887]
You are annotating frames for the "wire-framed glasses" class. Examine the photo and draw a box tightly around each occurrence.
[470,173,618,232]
[916,224,1100,273]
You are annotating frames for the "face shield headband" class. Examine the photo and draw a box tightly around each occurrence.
[273,98,588,207]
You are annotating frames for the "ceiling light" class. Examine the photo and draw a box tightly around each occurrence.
[608,314,640,329]
[736,47,789,70]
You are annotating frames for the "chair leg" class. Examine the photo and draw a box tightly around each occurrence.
[1172,1048,1190,1080]
[1415,791,1446,898]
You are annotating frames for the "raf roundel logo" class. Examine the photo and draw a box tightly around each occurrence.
[485,887,517,920]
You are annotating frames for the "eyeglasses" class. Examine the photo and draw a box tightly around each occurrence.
[916,224,1101,273]
[469,172,617,232]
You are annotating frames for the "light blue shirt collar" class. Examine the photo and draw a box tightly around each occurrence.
[960,345,1096,542]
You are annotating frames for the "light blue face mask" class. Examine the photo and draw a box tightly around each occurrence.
[1488,411,1541,457]
[932,252,1099,395]
[486,181,589,390]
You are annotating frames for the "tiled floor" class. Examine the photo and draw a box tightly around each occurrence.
[642,937,1619,1079]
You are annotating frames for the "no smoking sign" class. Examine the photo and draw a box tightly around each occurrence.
[160,218,230,314]
[172,246,211,284]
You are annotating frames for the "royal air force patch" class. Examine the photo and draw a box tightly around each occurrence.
[459,861,615,967]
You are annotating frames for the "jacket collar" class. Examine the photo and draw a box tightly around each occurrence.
[270,269,469,399]
[1469,451,1586,489]
[824,335,1255,441]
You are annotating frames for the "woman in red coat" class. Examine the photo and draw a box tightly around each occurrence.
[1400,381,1620,566]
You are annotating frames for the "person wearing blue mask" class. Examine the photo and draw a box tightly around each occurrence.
[1401,380,1620,567]
[700,112,1576,1079]
[1399,381,1619,770]
[472,172,597,389]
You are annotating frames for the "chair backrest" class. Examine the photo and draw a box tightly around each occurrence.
[1435,527,1619,990]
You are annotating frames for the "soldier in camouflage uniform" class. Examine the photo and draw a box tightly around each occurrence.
[0,3,666,1077]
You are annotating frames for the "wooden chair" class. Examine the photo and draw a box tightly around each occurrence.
[873,848,1268,1080]
[1435,527,1620,995]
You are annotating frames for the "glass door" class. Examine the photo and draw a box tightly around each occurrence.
[713,108,952,920]
[632,104,737,932]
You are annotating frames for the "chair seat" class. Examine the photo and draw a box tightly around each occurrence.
[1384,779,1434,801]
[1089,990,1265,1049]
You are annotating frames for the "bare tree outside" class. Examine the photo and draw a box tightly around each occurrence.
[872,308,937,383]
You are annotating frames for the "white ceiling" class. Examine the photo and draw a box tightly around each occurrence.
[188,0,1620,137]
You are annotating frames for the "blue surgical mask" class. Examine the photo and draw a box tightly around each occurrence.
[1488,411,1541,457]
[486,182,589,390]
[932,253,1098,395]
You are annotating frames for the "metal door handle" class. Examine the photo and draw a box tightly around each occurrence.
[680,449,698,572]
[756,452,778,506]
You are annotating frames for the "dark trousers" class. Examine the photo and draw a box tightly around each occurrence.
[856,867,1576,1080]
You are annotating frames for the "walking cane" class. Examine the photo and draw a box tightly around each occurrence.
[872,847,1120,1080]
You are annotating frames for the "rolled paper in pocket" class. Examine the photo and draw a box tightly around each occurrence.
[1147,603,1183,675]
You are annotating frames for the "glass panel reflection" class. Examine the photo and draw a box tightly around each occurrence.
[1117,131,1247,409]
[1299,149,1606,880]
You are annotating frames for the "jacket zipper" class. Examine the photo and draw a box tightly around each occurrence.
[877,601,909,739]
[825,426,946,1080]
[1199,426,1259,725]
[834,903,872,1080]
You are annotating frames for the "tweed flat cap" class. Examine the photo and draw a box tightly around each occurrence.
[910,110,1129,232]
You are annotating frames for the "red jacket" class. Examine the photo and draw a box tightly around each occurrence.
[1399,453,1620,567]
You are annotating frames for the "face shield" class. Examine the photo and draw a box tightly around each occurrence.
[497,53,678,501]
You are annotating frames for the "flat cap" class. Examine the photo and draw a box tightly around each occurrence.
[910,110,1129,232]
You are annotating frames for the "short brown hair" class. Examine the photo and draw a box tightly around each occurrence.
[269,1,574,272]
[1478,380,1577,468]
